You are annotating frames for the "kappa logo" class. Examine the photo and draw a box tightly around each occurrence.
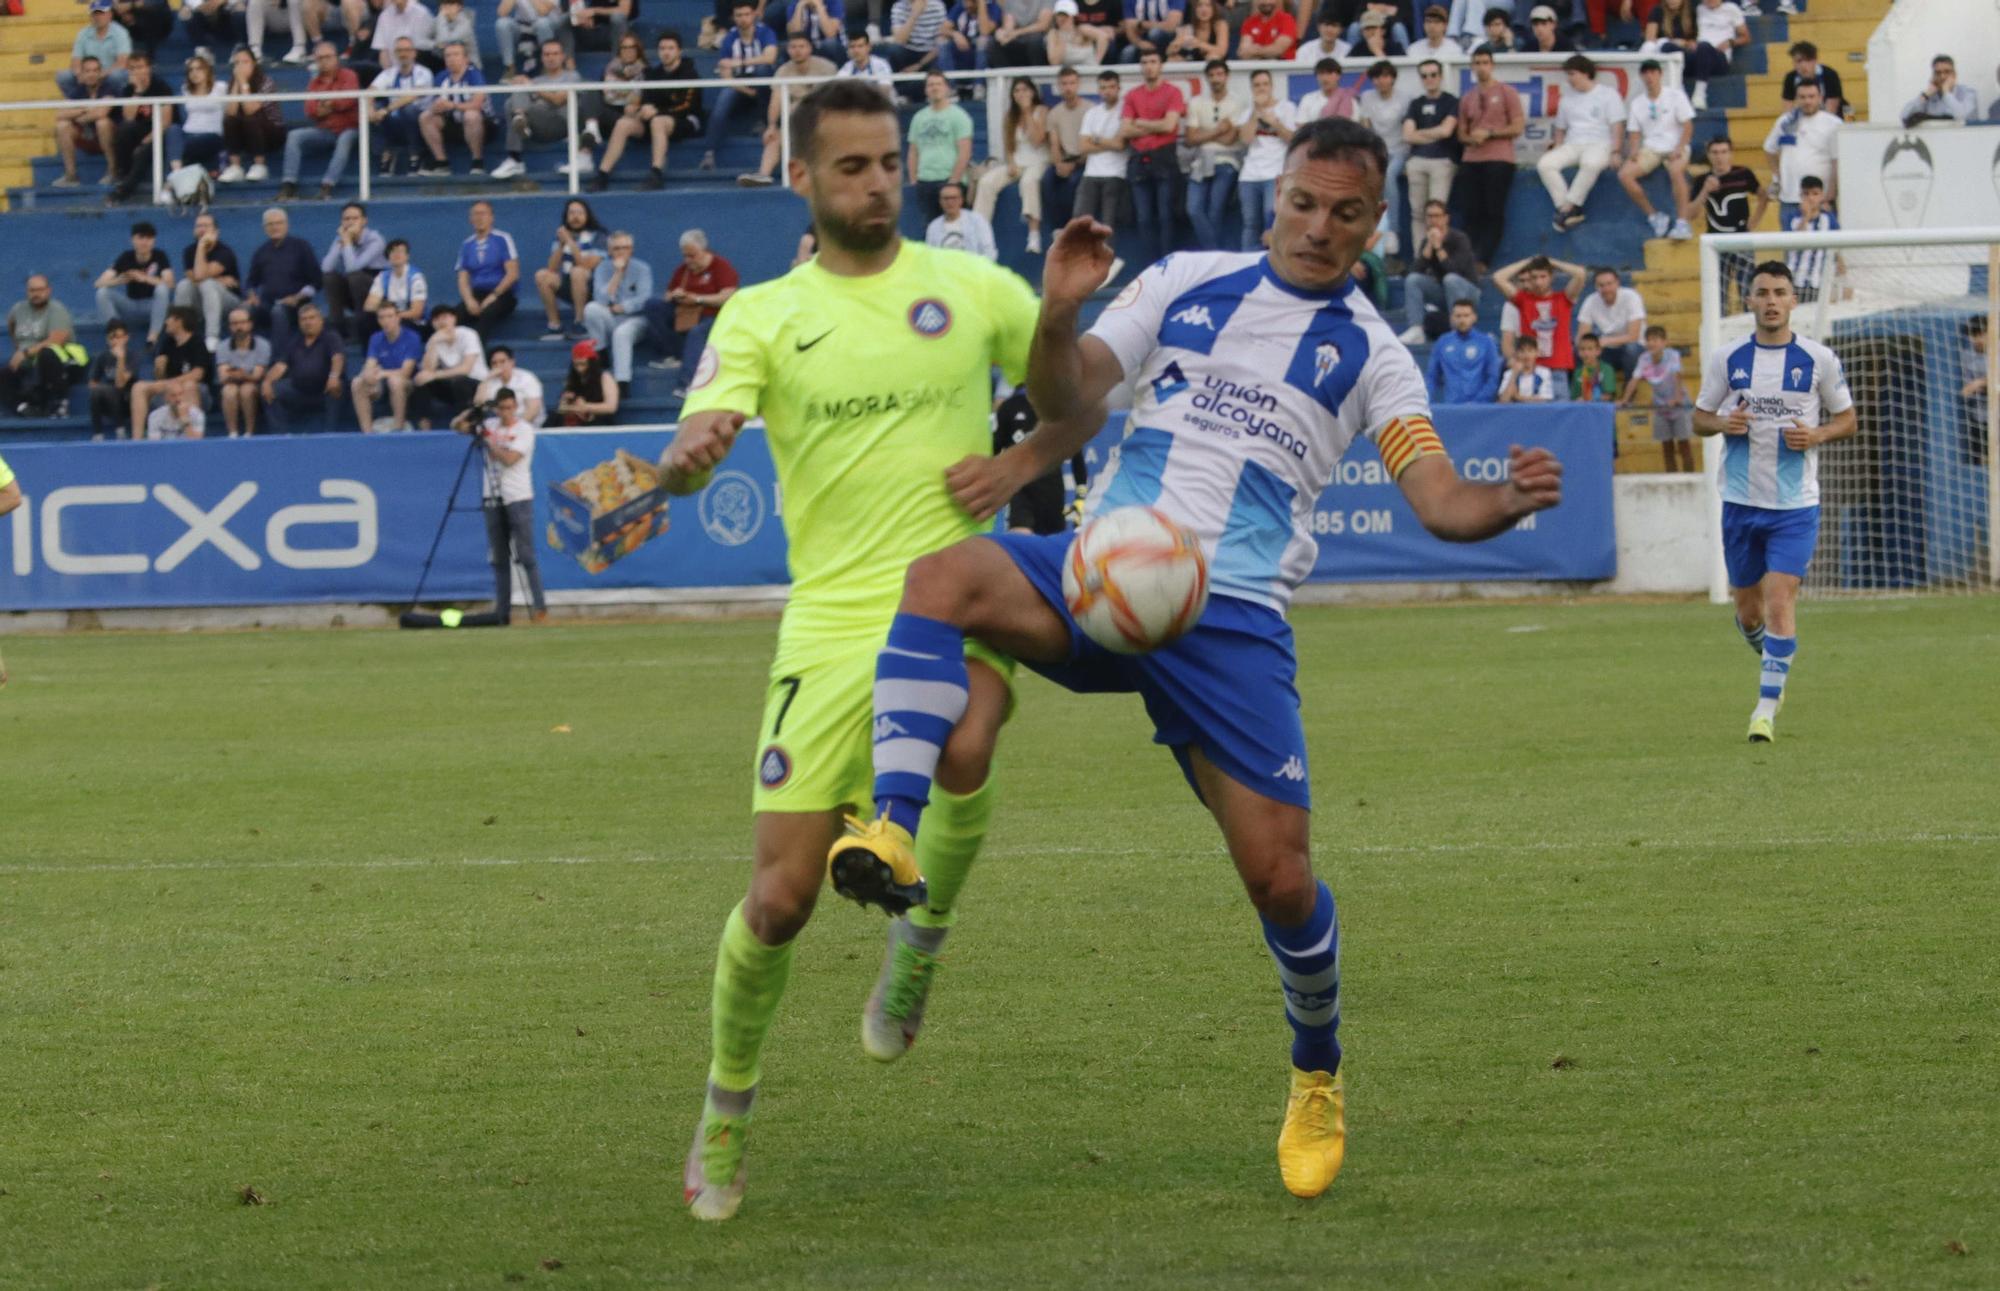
[873,715,909,742]
[1733,367,1751,381]
[1313,342,1341,385]
[1273,756,1306,782]
[908,298,953,337]
[758,744,793,789]
[1169,303,1216,330]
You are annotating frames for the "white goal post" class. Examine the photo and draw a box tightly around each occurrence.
[1698,227,2000,602]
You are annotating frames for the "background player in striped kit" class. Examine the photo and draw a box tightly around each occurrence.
[1692,260,1857,743]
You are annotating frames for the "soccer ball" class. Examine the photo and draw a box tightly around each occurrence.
[1062,506,1209,654]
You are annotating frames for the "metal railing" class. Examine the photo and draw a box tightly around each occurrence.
[0,49,1678,204]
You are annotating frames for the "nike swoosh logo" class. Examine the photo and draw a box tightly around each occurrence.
[795,328,836,352]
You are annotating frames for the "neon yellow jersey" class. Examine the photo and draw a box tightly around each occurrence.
[681,240,1040,637]
[0,453,13,491]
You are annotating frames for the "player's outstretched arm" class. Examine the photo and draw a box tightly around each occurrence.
[944,402,1109,521]
[1027,218,1128,425]
[661,410,746,495]
[1396,446,1562,543]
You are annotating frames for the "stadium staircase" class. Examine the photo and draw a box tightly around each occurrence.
[0,0,87,206]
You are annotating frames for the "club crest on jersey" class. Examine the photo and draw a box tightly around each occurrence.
[1313,343,1341,386]
[1151,359,1190,403]
[908,298,952,337]
[1790,366,1803,384]
[758,744,793,788]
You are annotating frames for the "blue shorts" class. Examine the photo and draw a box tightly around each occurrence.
[990,530,1311,810]
[1722,502,1820,587]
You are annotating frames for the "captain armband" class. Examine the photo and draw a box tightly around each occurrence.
[1374,416,1448,480]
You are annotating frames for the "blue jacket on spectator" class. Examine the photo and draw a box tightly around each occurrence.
[591,256,655,313]
[1427,327,1502,405]
[247,235,321,304]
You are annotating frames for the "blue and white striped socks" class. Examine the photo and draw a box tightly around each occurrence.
[1736,616,1767,655]
[871,613,969,837]
[1263,881,1342,1076]
[1754,633,1795,720]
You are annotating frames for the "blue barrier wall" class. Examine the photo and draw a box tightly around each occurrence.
[0,404,1613,611]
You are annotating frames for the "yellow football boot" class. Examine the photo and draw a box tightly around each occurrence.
[827,814,928,916]
[1747,714,1775,744]
[1277,1066,1346,1198]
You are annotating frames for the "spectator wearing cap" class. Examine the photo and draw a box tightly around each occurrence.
[1521,3,1574,53]
[1342,1,1408,49]
[1350,8,1405,59]
[1455,43,1522,270]
[94,221,174,348]
[582,231,654,388]
[1537,54,1623,233]
[1409,5,1460,58]
[1900,54,1980,127]
[62,0,133,97]
[1398,200,1478,344]
[1781,41,1844,119]
[280,42,362,200]
[557,340,620,426]
[260,302,346,433]
[1046,0,1109,66]
[1617,58,1694,241]
[926,182,999,259]
[245,207,320,359]
[1401,60,1459,237]
[321,202,391,344]
[352,302,424,431]
[644,230,738,397]
[1236,0,1297,60]
[53,56,119,188]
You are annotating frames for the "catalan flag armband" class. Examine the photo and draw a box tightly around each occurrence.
[1373,415,1448,480]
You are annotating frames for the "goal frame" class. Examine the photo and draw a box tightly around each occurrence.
[1697,227,2000,603]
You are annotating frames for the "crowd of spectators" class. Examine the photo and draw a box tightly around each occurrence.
[1,199,734,436]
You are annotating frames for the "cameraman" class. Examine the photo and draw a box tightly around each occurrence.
[456,387,548,624]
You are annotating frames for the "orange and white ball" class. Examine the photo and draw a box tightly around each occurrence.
[1061,506,1210,654]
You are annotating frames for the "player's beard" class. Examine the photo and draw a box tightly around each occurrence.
[813,192,900,256]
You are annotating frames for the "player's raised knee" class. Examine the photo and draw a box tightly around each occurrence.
[900,544,983,624]
[1239,851,1318,925]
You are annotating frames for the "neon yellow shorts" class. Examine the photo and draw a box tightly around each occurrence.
[750,632,1014,814]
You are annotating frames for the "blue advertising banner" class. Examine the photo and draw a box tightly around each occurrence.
[0,434,491,610]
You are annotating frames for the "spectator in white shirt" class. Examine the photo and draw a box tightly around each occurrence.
[1900,54,1980,127]
[1407,4,1459,59]
[1292,14,1349,63]
[1356,57,1411,255]
[836,31,894,84]
[1499,335,1557,402]
[412,303,487,428]
[1076,70,1130,278]
[367,0,437,71]
[145,382,206,438]
[1616,58,1694,240]
[925,182,998,259]
[472,345,546,426]
[460,387,546,624]
[1574,266,1646,377]
[1686,0,1746,110]
[1763,80,1838,230]
[1537,54,1624,233]
[1236,68,1297,252]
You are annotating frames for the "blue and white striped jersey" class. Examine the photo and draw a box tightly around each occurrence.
[1785,210,1839,291]
[1084,252,1433,613]
[1695,332,1854,510]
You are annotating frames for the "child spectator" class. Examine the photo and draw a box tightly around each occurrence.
[1493,253,1585,397]
[1619,323,1694,472]
[1498,334,1556,403]
[1784,175,1839,303]
[1569,332,1619,403]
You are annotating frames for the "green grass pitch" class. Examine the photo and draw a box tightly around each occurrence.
[2,598,1997,1289]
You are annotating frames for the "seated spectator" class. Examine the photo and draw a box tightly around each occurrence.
[245,207,321,358]
[367,0,437,72]
[908,72,975,225]
[215,307,272,436]
[974,75,1052,255]
[1399,200,1478,344]
[1492,252,1584,397]
[94,221,174,348]
[1408,5,1459,59]
[280,42,362,200]
[644,229,737,395]
[991,0,1053,68]
[1575,266,1645,376]
[87,318,138,435]
[1537,54,1622,233]
[493,39,581,178]
[470,345,546,426]
[699,4,780,173]
[417,41,492,175]
[456,200,522,341]
[174,49,229,178]
[1298,57,1359,121]
[1498,334,1556,402]
[363,237,430,340]
[54,57,120,188]
[259,0,327,67]
[412,303,487,427]
[6,275,84,419]
[1521,3,1572,53]
[1045,0,1107,67]
[1237,69,1295,252]
[1350,9,1405,59]
[734,32,835,189]
[1683,0,1745,111]
[606,31,704,191]
[1235,0,1296,60]
[535,199,608,338]
[107,52,164,205]
[882,0,949,77]
[1900,54,1979,127]
[1618,58,1694,241]
[1167,0,1225,60]
[113,0,176,54]
[1569,333,1618,402]
[129,305,214,438]
[1118,0,1180,63]
[220,46,283,183]
[938,0,998,74]
[580,34,650,167]
[369,37,435,175]
[569,0,633,53]
[352,302,423,430]
[434,0,480,66]
[1479,4,1517,51]
[1781,41,1843,119]
[926,182,998,259]
[173,211,242,345]
[495,0,564,75]
[1425,300,1501,405]
[320,202,390,344]
[61,1,133,97]
[788,0,848,65]
[835,31,893,85]
[1343,1,1408,47]
[557,340,619,425]
[260,302,346,432]
[1292,14,1348,64]
[582,232,654,388]
[1618,324,1694,473]
[145,383,206,439]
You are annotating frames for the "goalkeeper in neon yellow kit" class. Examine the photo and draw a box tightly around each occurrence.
[663,80,1057,1222]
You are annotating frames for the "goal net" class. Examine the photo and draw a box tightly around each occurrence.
[1700,228,1999,599]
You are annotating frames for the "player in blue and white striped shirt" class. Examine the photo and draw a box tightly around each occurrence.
[839,118,1564,1201]
[1694,259,1858,743]
[1784,175,1839,301]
